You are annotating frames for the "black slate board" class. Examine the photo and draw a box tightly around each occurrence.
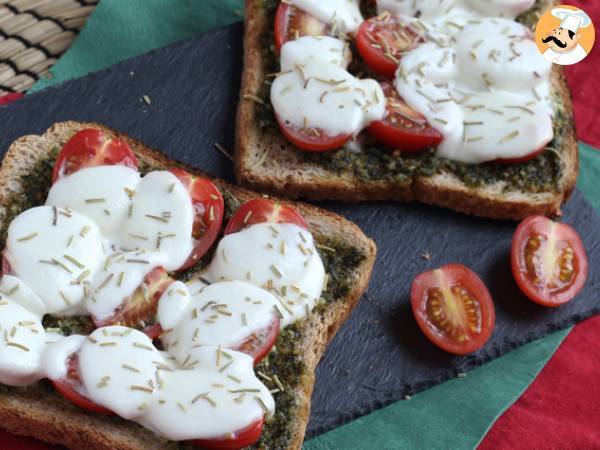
[1,23,599,438]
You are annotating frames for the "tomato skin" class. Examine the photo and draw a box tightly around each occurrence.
[225,199,308,235]
[511,216,588,307]
[274,3,329,52]
[189,417,265,449]
[52,129,138,182]
[276,114,352,153]
[411,264,495,355]
[366,81,442,152]
[52,354,115,415]
[171,168,225,271]
[355,15,422,78]
[493,147,545,165]
[232,317,280,364]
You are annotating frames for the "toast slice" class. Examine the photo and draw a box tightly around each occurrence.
[0,121,376,450]
[235,0,578,220]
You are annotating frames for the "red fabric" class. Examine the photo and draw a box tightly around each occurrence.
[0,93,23,105]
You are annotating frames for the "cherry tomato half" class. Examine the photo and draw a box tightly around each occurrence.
[274,3,330,52]
[355,14,423,78]
[52,129,138,182]
[232,316,280,364]
[411,264,495,355]
[190,417,265,449]
[511,216,588,307]
[92,267,174,329]
[224,199,308,235]
[276,114,352,152]
[493,147,545,165]
[366,81,442,152]
[171,168,225,270]
[52,354,115,415]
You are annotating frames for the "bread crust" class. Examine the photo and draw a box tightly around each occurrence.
[235,0,577,220]
[0,121,376,450]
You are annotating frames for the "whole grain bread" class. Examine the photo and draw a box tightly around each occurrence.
[0,121,376,450]
[235,0,578,220]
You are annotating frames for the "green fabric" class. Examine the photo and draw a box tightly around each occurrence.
[29,1,600,448]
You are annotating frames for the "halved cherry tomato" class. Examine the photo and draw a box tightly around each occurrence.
[93,267,174,329]
[2,254,13,275]
[511,216,588,307]
[171,168,225,270]
[493,147,545,165]
[366,81,442,152]
[232,316,280,364]
[276,114,352,152]
[356,14,423,78]
[190,417,265,449]
[52,354,114,415]
[52,129,138,182]
[274,3,330,52]
[225,199,308,235]
[411,264,495,355]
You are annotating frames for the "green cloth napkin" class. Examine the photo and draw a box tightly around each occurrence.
[30,1,600,448]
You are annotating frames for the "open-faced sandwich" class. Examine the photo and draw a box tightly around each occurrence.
[0,121,376,449]
[236,0,577,219]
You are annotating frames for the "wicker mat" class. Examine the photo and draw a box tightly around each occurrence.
[0,0,98,95]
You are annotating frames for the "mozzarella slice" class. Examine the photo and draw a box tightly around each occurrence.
[42,334,86,381]
[114,171,194,271]
[204,223,325,326]
[140,346,274,441]
[85,251,168,322]
[158,280,279,363]
[377,0,454,20]
[463,0,535,18]
[271,62,385,137]
[0,297,46,386]
[281,36,351,71]
[5,206,104,315]
[0,275,45,316]
[46,165,141,237]
[290,0,363,34]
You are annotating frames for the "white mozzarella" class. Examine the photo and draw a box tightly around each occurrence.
[204,223,325,326]
[158,280,279,363]
[290,0,363,34]
[5,206,104,315]
[46,166,141,237]
[377,0,534,21]
[281,36,351,71]
[0,297,46,385]
[114,171,194,271]
[0,275,45,316]
[42,334,86,380]
[85,251,168,322]
[271,62,385,138]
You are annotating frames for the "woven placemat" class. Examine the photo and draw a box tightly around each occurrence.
[0,0,98,95]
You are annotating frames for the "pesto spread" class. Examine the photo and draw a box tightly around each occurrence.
[255,0,566,194]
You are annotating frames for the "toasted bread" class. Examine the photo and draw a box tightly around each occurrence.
[0,121,376,450]
[235,0,578,220]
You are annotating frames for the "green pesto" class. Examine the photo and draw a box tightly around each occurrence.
[254,0,565,194]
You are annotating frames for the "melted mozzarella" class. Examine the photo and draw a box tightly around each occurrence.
[281,36,351,71]
[377,0,534,21]
[46,166,141,237]
[0,297,46,386]
[0,275,45,316]
[42,334,86,380]
[463,0,535,18]
[290,0,363,34]
[5,206,104,315]
[140,346,274,441]
[85,251,168,322]
[395,18,553,163]
[158,280,279,362]
[114,171,194,271]
[271,62,385,137]
[204,223,325,326]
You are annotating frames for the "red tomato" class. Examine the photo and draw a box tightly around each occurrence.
[52,129,138,182]
[52,354,114,415]
[276,114,352,152]
[2,254,13,275]
[493,147,545,164]
[190,417,265,449]
[274,3,330,52]
[366,81,442,152]
[93,267,174,329]
[224,199,308,235]
[411,264,496,355]
[511,216,588,307]
[171,168,225,270]
[355,15,423,78]
[232,316,280,364]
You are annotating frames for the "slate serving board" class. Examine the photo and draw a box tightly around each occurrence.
[1,23,599,438]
